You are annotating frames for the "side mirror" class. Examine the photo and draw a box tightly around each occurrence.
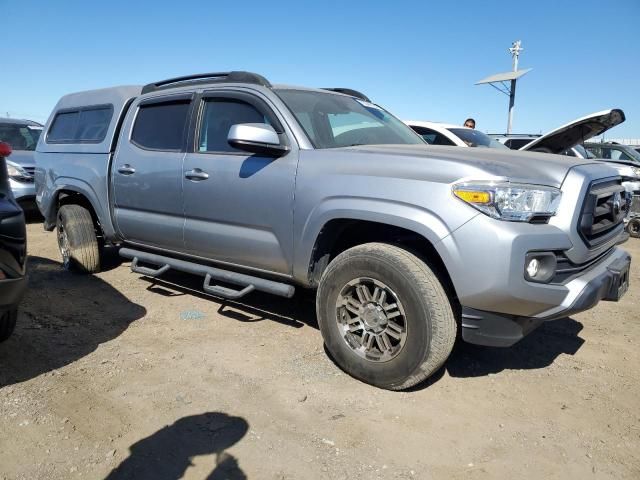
[228,123,289,157]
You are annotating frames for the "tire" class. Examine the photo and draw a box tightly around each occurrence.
[56,204,101,273]
[0,309,17,342]
[316,243,457,390]
[627,218,640,238]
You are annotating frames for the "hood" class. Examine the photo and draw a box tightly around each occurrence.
[338,144,596,188]
[4,149,35,167]
[520,109,625,154]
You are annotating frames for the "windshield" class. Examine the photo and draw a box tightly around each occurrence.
[448,128,508,149]
[276,89,424,149]
[0,123,42,151]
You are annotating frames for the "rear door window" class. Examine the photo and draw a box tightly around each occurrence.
[131,99,191,151]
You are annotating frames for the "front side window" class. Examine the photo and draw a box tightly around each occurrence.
[276,89,424,149]
[47,106,113,143]
[0,124,42,151]
[198,99,268,153]
[131,100,191,150]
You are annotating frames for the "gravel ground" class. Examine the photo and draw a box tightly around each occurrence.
[0,222,639,479]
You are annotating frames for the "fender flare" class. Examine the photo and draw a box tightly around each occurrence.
[44,178,116,238]
[293,197,456,283]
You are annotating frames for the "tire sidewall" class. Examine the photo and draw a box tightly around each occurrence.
[0,309,17,342]
[628,219,640,238]
[317,251,433,389]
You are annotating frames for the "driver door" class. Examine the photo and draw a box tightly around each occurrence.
[181,91,298,275]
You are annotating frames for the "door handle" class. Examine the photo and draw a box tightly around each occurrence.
[118,164,136,175]
[185,168,209,181]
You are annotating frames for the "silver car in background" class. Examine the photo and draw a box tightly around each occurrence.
[0,118,42,209]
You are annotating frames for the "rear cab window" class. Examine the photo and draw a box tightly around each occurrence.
[47,105,113,143]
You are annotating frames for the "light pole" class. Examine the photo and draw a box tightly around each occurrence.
[476,40,531,134]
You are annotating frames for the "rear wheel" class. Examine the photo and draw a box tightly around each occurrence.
[0,309,17,342]
[316,243,456,390]
[56,205,101,273]
[627,218,640,238]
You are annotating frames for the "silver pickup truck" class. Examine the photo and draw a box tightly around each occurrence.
[35,72,631,390]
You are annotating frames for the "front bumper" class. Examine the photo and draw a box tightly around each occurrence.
[460,250,630,347]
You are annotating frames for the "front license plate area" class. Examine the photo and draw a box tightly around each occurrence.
[606,257,630,301]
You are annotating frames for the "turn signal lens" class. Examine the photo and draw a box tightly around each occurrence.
[452,181,562,222]
[454,190,491,204]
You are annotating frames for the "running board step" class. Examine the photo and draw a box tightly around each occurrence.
[119,248,295,299]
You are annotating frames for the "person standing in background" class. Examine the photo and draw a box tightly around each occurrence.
[464,118,476,129]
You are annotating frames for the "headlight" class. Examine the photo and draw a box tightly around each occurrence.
[453,181,562,222]
[632,167,640,177]
[6,161,26,179]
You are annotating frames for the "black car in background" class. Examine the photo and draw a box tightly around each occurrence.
[0,142,27,341]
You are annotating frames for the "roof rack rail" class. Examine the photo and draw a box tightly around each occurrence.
[322,88,371,102]
[141,71,271,94]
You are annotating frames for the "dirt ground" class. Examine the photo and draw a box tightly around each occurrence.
[1,221,639,480]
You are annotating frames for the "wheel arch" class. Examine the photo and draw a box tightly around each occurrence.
[302,215,460,310]
[44,183,111,239]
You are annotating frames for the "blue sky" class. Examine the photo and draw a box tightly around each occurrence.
[2,0,639,137]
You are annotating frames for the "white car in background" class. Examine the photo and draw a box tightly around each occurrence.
[405,121,509,149]
[407,110,639,192]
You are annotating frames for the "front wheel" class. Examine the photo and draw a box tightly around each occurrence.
[316,243,457,390]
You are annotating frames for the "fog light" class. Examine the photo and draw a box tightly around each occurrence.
[526,258,540,278]
[524,252,557,283]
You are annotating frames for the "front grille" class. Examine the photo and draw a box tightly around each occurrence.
[579,179,626,248]
[553,248,614,284]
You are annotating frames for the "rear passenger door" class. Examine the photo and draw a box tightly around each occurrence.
[112,94,193,251]
[181,91,297,275]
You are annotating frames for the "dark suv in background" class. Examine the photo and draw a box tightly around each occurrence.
[0,142,28,342]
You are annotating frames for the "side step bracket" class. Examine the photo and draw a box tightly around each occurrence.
[119,248,295,300]
[130,257,170,278]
